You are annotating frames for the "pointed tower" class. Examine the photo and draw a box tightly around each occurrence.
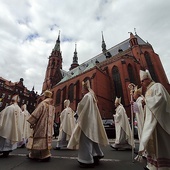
[102,31,111,58]
[42,31,63,93]
[101,31,107,53]
[69,43,79,70]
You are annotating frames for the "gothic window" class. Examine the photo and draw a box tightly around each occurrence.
[57,59,60,66]
[144,52,158,82]
[68,84,74,102]
[127,64,136,84]
[51,59,55,68]
[112,66,123,99]
[75,80,80,107]
[56,89,61,105]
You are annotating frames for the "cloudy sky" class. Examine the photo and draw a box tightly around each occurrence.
[0,0,170,94]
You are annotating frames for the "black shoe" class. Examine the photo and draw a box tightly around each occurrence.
[20,144,25,148]
[134,151,138,155]
[0,154,8,158]
[110,144,115,149]
[142,156,147,160]
[96,155,104,159]
[93,155,104,165]
[110,144,118,151]
[26,154,39,161]
[0,151,10,158]
[78,161,95,168]
[53,147,61,150]
[143,166,149,170]
[26,154,34,160]
[93,156,99,165]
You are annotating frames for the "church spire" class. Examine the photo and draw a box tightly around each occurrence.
[69,43,79,70]
[101,31,111,59]
[101,31,106,52]
[42,31,63,93]
[53,30,60,52]
[73,43,78,64]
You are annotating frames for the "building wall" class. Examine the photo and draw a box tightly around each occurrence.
[94,68,113,118]
[0,78,38,113]
[41,34,170,122]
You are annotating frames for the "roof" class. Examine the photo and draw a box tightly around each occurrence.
[58,34,147,84]
[0,77,15,86]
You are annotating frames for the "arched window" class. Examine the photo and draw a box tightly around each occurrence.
[51,59,55,68]
[75,80,80,107]
[112,66,123,99]
[128,64,136,84]
[56,89,61,105]
[144,52,158,82]
[68,84,74,102]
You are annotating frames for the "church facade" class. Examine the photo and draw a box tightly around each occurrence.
[40,32,170,120]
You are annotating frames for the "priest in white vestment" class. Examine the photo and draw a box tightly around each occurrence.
[54,99,76,150]
[110,97,134,150]
[0,95,23,157]
[17,104,32,148]
[133,86,145,141]
[137,70,170,170]
[26,90,55,162]
[67,80,109,168]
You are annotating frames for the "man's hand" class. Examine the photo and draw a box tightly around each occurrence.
[30,124,35,129]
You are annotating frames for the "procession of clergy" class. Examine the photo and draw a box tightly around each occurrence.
[0,69,170,170]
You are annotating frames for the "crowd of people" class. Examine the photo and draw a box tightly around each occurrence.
[0,69,170,170]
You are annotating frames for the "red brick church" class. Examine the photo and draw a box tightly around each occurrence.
[39,31,170,120]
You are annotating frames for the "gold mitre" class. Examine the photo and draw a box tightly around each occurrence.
[115,97,121,104]
[134,86,142,95]
[64,99,70,108]
[44,90,52,98]
[139,69,152,81]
